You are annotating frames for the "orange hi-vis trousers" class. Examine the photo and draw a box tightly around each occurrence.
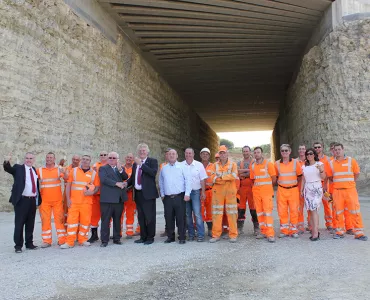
[62,188,69,229]
[252,187,275,237]
[212,182,238,239]
[120,191,139,236]
[297,180,305,231]
[90,194,101,229]
[202,189,213,223]
[39,199,66,245]
[277,186,299,235]
[239,178,255,210]
[66,203,92,246]
[333,187,365,237]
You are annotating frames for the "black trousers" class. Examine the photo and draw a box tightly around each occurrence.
[14,196,37,249]
[135,190,156,242]
[100,202,124,243]
[164,193,186,241]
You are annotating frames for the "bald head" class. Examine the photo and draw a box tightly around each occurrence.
[125,153,134,166]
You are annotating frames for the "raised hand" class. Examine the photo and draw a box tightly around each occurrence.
[4,152,12,162]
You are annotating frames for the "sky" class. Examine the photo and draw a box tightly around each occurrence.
[217,131,273,148]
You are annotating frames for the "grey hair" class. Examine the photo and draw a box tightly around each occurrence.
[137,143,150,153]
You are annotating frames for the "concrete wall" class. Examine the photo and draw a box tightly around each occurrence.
[0,0,218,210]
[276,19,370,188]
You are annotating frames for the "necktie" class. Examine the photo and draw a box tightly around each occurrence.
[30,168,36,194]
[137,162,143,185]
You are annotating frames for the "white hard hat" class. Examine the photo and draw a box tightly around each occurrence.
[200,147,211,154]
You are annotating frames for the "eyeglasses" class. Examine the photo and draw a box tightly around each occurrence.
[108,157,117,159]
[306,152,314,156]
[100,154,107,156]
[314,146,322,149]
[281,149,289,152]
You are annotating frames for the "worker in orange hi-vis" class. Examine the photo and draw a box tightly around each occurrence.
[62,155,81,229]
[159,148,172,237]
[296,144,307,234]
[328,142,353,234]
[250,146,277,243]
[326,143,367,241]
[199,147,214,237]
[313,142,335,232]
[237,145,258,235]
[37,152,66,248]
[275,144,303,239]
[86,151,108,243]
[120,153,140,238]
[60,155,99,249]
[209,145,238,243]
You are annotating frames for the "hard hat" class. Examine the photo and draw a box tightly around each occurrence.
[200,147,210,154]
[218,145,228,153]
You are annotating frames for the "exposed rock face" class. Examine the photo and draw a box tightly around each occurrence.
[0,0,218,210]
[281,19,370,186]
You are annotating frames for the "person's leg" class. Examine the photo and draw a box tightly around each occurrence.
[288,188,300,235]
[53,201,67,245]
[100,203,113,244]
[211,186,224,238]
[78,203,92,244]
[24,197,37,247]
[174,193,186,241]
[186,191,195,238]
[191,190,204,239]
[142,199,156,241]
[135,191,148,241]
[311,210,319,238]
[14,198,28,249]
[112,202,124,241]
[65,203,80,246]
[40,201,52,245]
[164,196,175,240]
[277,188,289,236]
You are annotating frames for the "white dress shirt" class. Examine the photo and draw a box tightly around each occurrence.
[135,157,147,190]
[159,161,192,197]
[181,159,208,190]
[22,165,38,197]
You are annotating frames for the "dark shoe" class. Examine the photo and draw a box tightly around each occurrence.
[15,247,22,253]
[355,235,368,241]
[179,240,186,244]
[333,234,344,239]
[100,242,108,247]
[197,237,204,242]
[144,240,154,245]
[113,240,122,245]
[109,236,114,239]
[134,239,146,244]
[187,236,195,241]
[26,244,38,250]
[164,238,175,243]
[87,228,99,243]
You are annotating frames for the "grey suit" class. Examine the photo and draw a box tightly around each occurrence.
[99,165,128,243]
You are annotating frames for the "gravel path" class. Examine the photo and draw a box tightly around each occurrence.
[1,199,369,300]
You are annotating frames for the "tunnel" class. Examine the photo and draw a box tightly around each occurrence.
[1,0,370,209]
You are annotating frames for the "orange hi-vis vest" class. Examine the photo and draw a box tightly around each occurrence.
[38,166,63,201]
[70,167,97,204]
[329,157,357,189]
[276,159,298,187]
[251,159,273,187]
[205,162,214,189]
[124,165,133,179]
[212,160,238,184]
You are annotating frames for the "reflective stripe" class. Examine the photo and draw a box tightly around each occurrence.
[41,178,60,182]
[280,223,289,228]
[265,224,273,227]
[68,224,79,228]
[80,224,89,229]
[349,210,361,214]
[212,211,224,215]
[255,175,270,179]
[90,225,98,229]
[71,187,84,191]
[259,222,265,226]
[57,234,67,237]
[225,204,237,208]
[72,181,88,185]
[41,183,62,188]
[333,178,354,182]
[212,205,224,209]
[126,225,134,228]
[278,180,297,185]
[57,229,66,233]
[78,231,86,236]
[264,213,272,216]
[91,170,97,183]
[257,212,264,217]
[336,210,344,215]
[226,210,238,214]
[277,159,298,185]
[67,232,77,235]
[42,230,52,234]
[42,235,52,239]
[254,181,272,186]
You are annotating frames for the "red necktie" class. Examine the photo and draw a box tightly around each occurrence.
[30,168,36,194]
[137,162,143,185]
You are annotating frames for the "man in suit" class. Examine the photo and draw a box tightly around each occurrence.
[99,152,128,247]
[3,152,42,253]
[127,143,159,245]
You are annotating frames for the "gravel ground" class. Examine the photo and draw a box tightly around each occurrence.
[1,199,370,300]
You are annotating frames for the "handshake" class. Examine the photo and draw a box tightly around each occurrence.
[116,182,128,189]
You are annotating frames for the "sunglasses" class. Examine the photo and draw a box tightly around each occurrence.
[281,149,289,152]
[100,154,107,156]
[108,157,117,159]
[314,146,322,149]
[306,152,314,156]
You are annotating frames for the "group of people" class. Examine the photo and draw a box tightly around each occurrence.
[3,140,367,253]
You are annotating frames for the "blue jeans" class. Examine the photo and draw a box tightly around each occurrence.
[186,189,205,238]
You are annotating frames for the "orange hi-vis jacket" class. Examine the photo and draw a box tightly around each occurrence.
[37,166,64,201]
[93,162,104,194]
[205,162,214,188]
[68,167,98,205]
[275,159,302,187]
[211,160,238,185]
[329,157,360,189]
[250,159,276,192]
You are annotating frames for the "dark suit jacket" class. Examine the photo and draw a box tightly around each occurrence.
[127,157,159,200]
[3,161,42,206]
[99,164,129,203]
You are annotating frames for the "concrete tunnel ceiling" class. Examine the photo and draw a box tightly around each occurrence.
[97,0,334,132]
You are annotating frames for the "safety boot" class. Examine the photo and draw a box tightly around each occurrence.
[237,220,244,235]
[209,237,220,243]
[60,243,73,249]
[206,222,213,237]
[253,222,259,236]
[87,228,99,243]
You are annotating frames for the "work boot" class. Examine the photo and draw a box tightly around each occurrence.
[209,237,220,243]
[355,235,368,241]
[40,242,51,248]
[253,222,259,236]
[80,241,91,247]
[60,243,73,249]
[229,238,237,243]
[206,222,212,237]
[237,220,244,235]
[87,228,99,243]
[291,233,299,238]
[333,234,344,239]
[267,236,276,243]
[279,233,288,238]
